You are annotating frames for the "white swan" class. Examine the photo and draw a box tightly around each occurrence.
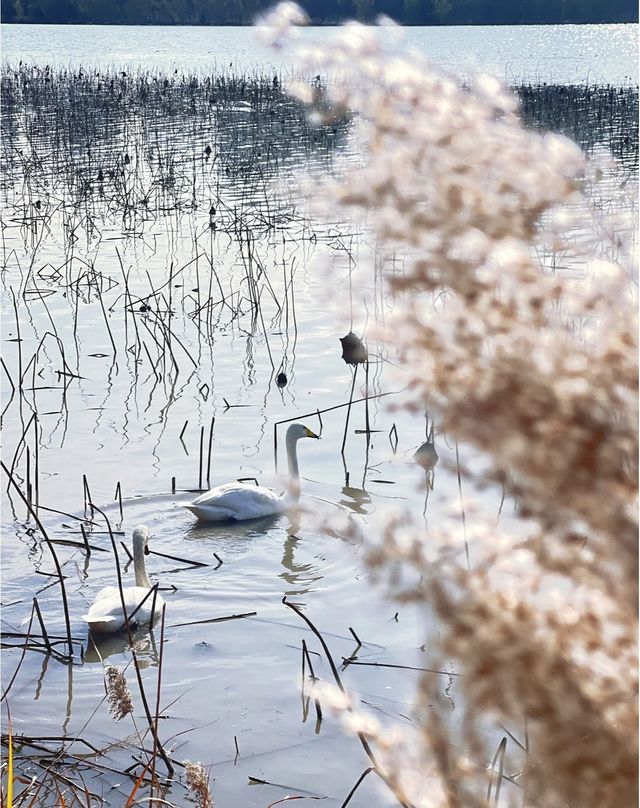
[184,423,319,522]
[82,525,164,634]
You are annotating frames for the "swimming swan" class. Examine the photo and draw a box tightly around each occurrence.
[184,423,319,522]
[82,525,164,634]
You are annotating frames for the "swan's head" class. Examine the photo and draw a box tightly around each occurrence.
[132,524,151,554]
[286,423,320,441]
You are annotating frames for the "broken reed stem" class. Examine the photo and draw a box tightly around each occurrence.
[2,460,74,658]
[150,603,167,800]
[487,737,508,806]
[198,426,205,490]
[206,416,215,486]
[83,474,94,519]
[341,659,462,676]
[26,447,32,507]
[301,638,322,720]
[115,482,123,523]
[364,361,370,438]
[341,767,375,808]
[347,627,362,648]
[96,277,118,356]
[32,598,51,652]
[147,549,209,568]
[341,366,358,455]
[80,523,91,556]
[6,412,35,493]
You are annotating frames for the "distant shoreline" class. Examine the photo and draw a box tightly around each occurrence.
[2,20,638,26]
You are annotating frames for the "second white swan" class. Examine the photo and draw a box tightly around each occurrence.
[82,525,164,634]
[184,423,319,522]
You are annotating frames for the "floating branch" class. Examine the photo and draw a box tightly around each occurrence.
[169,611,256,629]
[146,549,209,568]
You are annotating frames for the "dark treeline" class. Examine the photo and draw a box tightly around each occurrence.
[3,0,638,25]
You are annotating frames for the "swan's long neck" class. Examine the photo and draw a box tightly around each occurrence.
[286,432,301,500]
[133,536,151,589]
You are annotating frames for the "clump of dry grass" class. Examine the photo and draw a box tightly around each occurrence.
[104,664,133,721]
[262,6,638,807]
[184,760,214,808]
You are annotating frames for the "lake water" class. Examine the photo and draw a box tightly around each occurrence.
[3,22,638,84]
[1,21,637,808]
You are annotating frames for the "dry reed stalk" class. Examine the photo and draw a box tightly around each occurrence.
[184,761,213,808]
[105,665,134,721]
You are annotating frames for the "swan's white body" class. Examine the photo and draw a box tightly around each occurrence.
[185,423,319,522]
[82,526,164,634]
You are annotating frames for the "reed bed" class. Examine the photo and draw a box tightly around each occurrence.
[0,64,349,219]
[515,81,638,166]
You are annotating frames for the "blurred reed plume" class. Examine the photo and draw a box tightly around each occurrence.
[262,5,638,807]
[184,760,214,808]
[105,664,133,721]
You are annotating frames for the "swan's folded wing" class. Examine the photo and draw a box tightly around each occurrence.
[93,585,120,602]
[187,482,287,520]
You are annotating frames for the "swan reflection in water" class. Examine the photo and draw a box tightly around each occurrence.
[414,417,439,522]
[84,625,160,666]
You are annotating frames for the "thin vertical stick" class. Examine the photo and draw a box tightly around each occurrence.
[115,482,123,524]
[33,416,39,507]
[364,361,370,438]
[33,597,51,652]
[83,474,94,519]
[198,426,205,490]
[340,767,375,808]
[341,365,358,454]
[206,416,215,486]
[150,604,167,799]
[274,424,279,474]
[80,523,91,556]
[26,448,32,508]
[96,276,118,356]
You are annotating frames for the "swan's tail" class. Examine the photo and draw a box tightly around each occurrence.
[182,503,211,521]
[81,613,117,623]
[82,614,121,634]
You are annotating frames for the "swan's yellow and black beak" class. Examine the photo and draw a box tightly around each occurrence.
[305,427,320,439]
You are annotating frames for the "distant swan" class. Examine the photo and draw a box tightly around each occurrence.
[82,525,164,634]
[184,423,319,522]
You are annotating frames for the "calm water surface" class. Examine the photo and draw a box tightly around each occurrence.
[3,22,638,83]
